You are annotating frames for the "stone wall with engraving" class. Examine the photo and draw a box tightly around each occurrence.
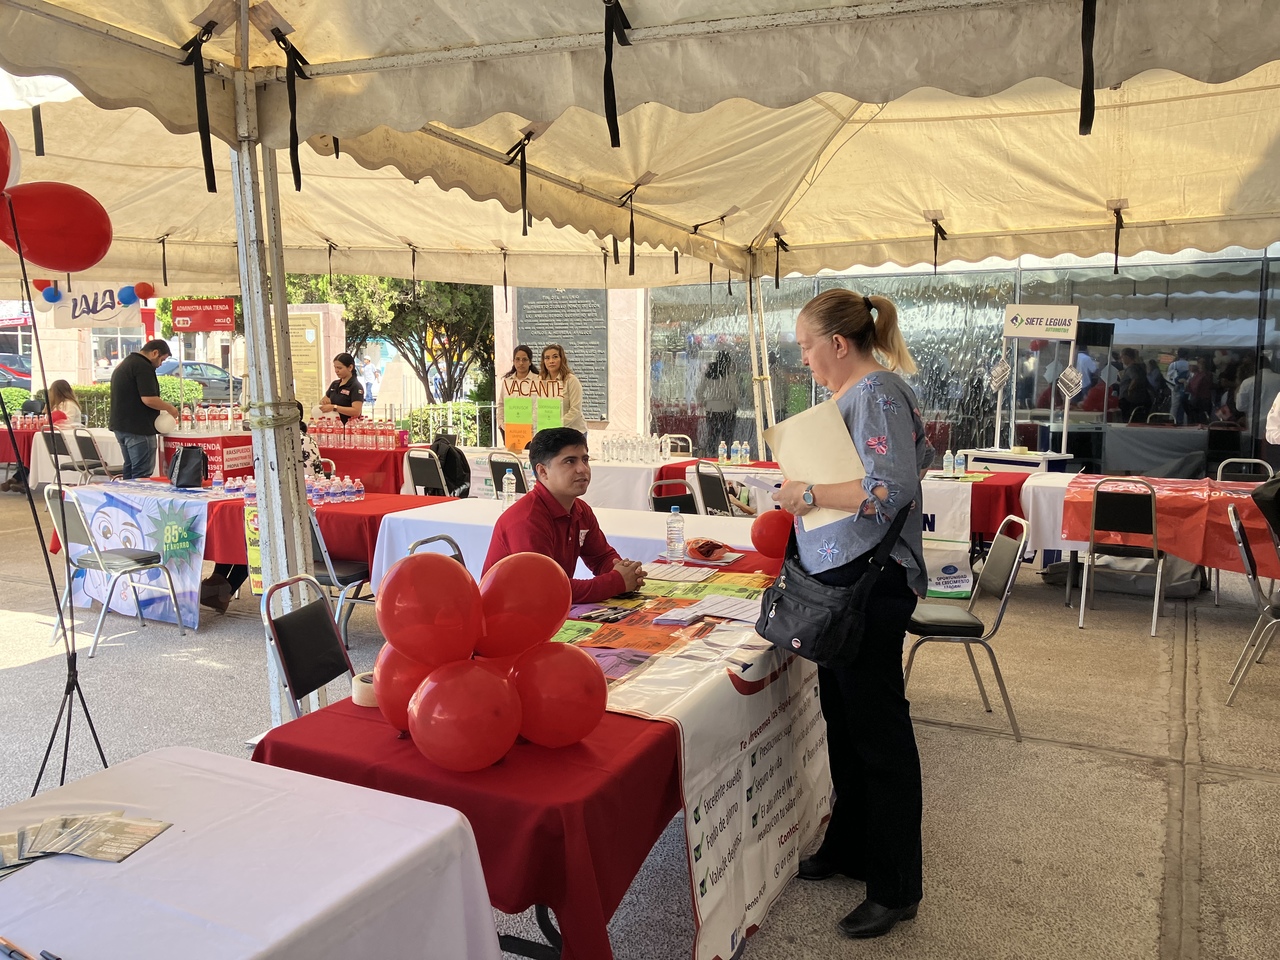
[515,288,609,420]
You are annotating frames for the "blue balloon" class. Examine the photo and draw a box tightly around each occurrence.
[117,286,138,305]
[41,286,61,303]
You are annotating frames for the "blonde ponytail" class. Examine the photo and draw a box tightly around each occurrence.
[797,289,917,375]
[867,295,916,375]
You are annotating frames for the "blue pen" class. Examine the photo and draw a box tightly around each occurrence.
[41,952,63,960]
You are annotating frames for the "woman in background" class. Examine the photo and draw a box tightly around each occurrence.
[540,343,586,433]
[498,345,539,440]
[48,380,83,429]
[320,353,365,424]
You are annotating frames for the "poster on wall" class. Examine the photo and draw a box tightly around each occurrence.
[288,311,326,415]
[50,282,142,329]
[515,288,609,421]
[1002,303,1079,340]
[172,298,236,332]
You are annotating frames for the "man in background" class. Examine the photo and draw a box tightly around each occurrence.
[1237,355,1280,432]
[110,339,180,480]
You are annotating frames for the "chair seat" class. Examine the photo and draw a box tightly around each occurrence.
[315,560,370,587]
[1091,544,1164,560]
[74,547,163,572]
[909,603,986,639]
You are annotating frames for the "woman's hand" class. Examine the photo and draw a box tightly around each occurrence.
[320,398,334,412]
[774,479,814,516]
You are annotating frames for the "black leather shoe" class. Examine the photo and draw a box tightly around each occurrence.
[837,898,919,939]
[798,855,847,881]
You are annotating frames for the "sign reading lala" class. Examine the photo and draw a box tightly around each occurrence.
[1002,303,1079,339]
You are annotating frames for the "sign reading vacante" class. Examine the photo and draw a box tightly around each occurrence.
[1002,303,1079,339]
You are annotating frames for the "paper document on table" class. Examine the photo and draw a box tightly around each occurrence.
[653,594,762,625]
[646,562,717,583]
[763,398,863,531]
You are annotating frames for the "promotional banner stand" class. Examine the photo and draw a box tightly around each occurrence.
[996,304,1081,454]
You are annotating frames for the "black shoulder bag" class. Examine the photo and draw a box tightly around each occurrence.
[755,503,913,666]
[168,445,208,488]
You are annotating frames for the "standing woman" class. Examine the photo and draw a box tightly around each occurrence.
[773,289,932,940]
[498,344,539,437]
[540,343,586,433]
[320,353,365,423]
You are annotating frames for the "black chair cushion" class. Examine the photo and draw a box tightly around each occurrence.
[76,547,163,572]
[909,603,985,639]
[315,560,369,587]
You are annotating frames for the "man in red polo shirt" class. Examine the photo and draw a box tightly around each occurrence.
[483,427,646,602]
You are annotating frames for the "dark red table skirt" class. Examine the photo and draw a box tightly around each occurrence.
[0,427,36,466]
[203,493,452,565]
[965,471,1031,539]
[318,445,409,495]
[253,699,681,960]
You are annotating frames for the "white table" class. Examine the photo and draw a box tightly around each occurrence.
[372,497,757,586]
[0,747,501,960]
[28,427,122,486]
[1020,471,1087,554]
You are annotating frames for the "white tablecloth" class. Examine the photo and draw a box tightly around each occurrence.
[0,747,500,960]
[28,427,122,486]
[1020,472,1087,553]
[372,497,758,586]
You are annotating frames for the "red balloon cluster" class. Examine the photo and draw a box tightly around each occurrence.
[370,551,606,770]
[0,119,113,273]
[751,508,793,559]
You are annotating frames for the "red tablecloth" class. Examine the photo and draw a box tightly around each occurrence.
[0,427,36,466]
[253,699,681,960]
[203,492,451,565]
[319,445,409,495]
[965,471,1031,538]
[1062,476,1280,578]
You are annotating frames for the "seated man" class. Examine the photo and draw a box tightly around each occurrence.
[483,427,646,602]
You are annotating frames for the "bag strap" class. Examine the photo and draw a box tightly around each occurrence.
[781,499,915,569]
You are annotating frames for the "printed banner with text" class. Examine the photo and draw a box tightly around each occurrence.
[919,478,973,597]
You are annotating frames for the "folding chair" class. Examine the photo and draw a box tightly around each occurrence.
[904,515,1029,741]
[406,448,449,496]
[694,459,735,517]
[1212,459,1275,604]
[649,479,700,515]
[488,451,528,495]
[261,574,356,720]
[46,429,94,485]
[1225,504,1280,705]
[44,484,186,657]
[1077,478,1166,637]
[408,534,466,565]
[1146,412,1175,424]
[72,427,123,482]
[308,507,372,648]
[662,433,693,456]
[320,457,336,478]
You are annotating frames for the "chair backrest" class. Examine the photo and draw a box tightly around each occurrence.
[1227,504,1267,616]
[407,448,448,496]
[431,436,471,497]
[43,485,101,567]
[662,434,693,456]
[307,507,340,584]
[1089,478,1158,552]
[649,479,700,516]
[21,398,45,415]
[72,427,105,465]
[488,452,528,495]
[694,459,733,516]
[408,534,466,565]
[968,515,1029,636]
[320,457,336,477]
[1217,458,1275,484]
[1146,412,1174,424]
[261,574,356,719]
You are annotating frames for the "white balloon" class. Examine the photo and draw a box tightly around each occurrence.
[4,128,19,189]
[33,294,55,313]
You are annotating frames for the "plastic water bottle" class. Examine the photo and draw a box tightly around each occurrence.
[730,440,741,464]
[342,475,355,502]
[305,476,315,503]
[943,449,955,477]
[211,470,224,496]
[502,468,517,509]
[354,478,365,501]
[666,506,686,563]
[954,451,967,476]
[740,441,751,464]
[243,477,257,507]
[718,440,728,463]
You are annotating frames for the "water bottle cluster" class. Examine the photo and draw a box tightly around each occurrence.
[941,449,967,477]
[717,440,752,464]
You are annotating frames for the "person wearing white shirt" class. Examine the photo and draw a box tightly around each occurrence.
[1239,356,1280,433]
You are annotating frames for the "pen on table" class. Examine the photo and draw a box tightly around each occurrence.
[0,937,36,960]
[41,951,64,960]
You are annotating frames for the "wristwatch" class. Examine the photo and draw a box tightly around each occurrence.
[802,484,816,506]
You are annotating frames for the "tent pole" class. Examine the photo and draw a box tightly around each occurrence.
[745,274,766,460]
[753,277,777,429]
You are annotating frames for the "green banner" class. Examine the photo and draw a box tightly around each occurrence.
[536,396,562,429]
[503,394,534,424]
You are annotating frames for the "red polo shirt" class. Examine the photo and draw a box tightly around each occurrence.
[482,481,627,603]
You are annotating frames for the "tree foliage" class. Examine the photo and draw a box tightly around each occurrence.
[286,274,494,404]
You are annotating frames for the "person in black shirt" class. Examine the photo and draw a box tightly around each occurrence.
[109,339,180,480]
[320,353,365,423]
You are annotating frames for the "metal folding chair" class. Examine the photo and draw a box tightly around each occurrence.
[406,448,449,496]
[1212,459,1275,605]
[71,427,123,482]
[488,451,528,495]
[905,515,1030,741]
[648,479,700,515]
[694,459,735,517]
[408,534,466,565]
[1077,478,1166,637]
[308,507,371,649]
[261,574,356,720]
[662,433,694,456]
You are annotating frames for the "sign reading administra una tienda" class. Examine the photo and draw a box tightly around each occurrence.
[1002,303,1079,340]
[172,298,236,333]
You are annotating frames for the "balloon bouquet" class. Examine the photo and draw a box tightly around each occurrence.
[371,551,608,772]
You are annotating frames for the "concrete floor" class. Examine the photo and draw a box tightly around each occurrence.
[1,488,1277,959]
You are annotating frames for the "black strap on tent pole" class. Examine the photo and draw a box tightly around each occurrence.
[31,105,44,156]
[410,245,419,297]
[618,185,639,276]
[708,262,713,302]
[1112,207,1124,275]
[180,21,218,193]
[674,248,679,275]
[502,250,509,312]
[613,236,620,265]
[727,272,733,297]
[1079,0,1097,136]
[333,137,340,159]
[602,0,632,148]
[930,219,948,274]
[504,133,534,236]
[773,233,790,289]
[327,240,337,290]
[272,28,311,192]
[159,236,169,287]
[602,249,609,287]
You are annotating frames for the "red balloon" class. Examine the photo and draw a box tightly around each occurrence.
[476,553,572,657]
[0,121,11,187]
[372,642,438,732]
[0,181,113,273]
[407,661,522,772]
[511,643,607,748]
[134,281,155,300]
[473,653,519,680]
[31,278,52,291]
[375,552,483,665]
[751,508,793,559]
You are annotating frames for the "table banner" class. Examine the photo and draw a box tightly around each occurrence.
[920,478,973,598]
[162,434,254,478]
[245,503,264,595]
[603,617,830,960]
[68,482,211,628]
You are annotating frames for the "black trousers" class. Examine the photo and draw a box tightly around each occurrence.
[812,555,923,909]
[212,563,249,591]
